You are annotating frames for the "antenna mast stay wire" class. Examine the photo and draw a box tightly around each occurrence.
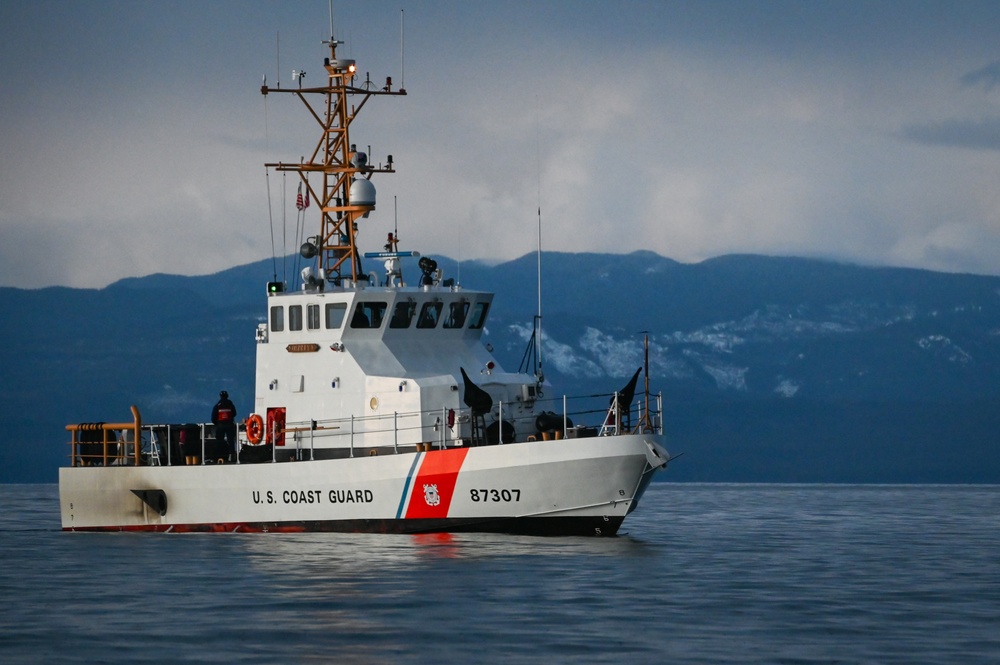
[262,69,278,282]
[265,166,277,282]
[535,94,543,380]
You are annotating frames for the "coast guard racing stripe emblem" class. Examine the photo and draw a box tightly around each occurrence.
[404,448,470,519]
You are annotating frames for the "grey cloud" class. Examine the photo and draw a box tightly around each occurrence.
[899,117,1000,151]
[961,61,1000,90]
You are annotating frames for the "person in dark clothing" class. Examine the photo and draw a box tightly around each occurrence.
[211,390,238,462]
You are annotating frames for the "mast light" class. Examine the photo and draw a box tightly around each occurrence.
[330,59,356,73]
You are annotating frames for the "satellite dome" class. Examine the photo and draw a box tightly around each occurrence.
[349,177,376,207]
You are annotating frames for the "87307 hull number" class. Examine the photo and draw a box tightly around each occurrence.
[470,489,520,502]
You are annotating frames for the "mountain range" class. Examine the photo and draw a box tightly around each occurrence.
[2,251,998,483]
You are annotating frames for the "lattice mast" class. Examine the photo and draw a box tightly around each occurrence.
[261,35,405,283]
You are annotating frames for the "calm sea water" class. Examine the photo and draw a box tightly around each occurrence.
[1,483,998,664]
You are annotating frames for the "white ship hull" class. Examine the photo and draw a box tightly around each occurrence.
[60,434,667,536]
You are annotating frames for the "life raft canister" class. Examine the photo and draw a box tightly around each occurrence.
[246,414,265,444]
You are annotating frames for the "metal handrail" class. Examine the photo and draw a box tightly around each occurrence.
[66,405,142,467]
[66,391,664,467]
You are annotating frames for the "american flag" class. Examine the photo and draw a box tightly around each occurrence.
[296,183,310,210]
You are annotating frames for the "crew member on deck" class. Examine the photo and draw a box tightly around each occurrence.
[211,391,238,463]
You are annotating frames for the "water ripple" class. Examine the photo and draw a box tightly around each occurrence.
[1,484,998,664]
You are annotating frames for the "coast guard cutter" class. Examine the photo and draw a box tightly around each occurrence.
[58,18,669,535]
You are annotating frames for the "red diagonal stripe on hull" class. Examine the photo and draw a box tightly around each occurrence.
[405,448,470,519]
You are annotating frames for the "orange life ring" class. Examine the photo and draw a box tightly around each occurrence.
[246,414,264,444]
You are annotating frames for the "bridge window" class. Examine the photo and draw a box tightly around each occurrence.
[351,301,387,329]
[417,302,443,329]
[289,305,303,331]
[307,304,320,330]
[325,302,347,329]
[390,301,415,328]
[444,301,469,329]
[270,305,284,332]
[469,302,489,329]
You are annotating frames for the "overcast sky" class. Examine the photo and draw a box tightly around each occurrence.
[3,0,1000,289]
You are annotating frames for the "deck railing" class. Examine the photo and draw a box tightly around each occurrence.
[66,405,143,467]
[66,391,663,467]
